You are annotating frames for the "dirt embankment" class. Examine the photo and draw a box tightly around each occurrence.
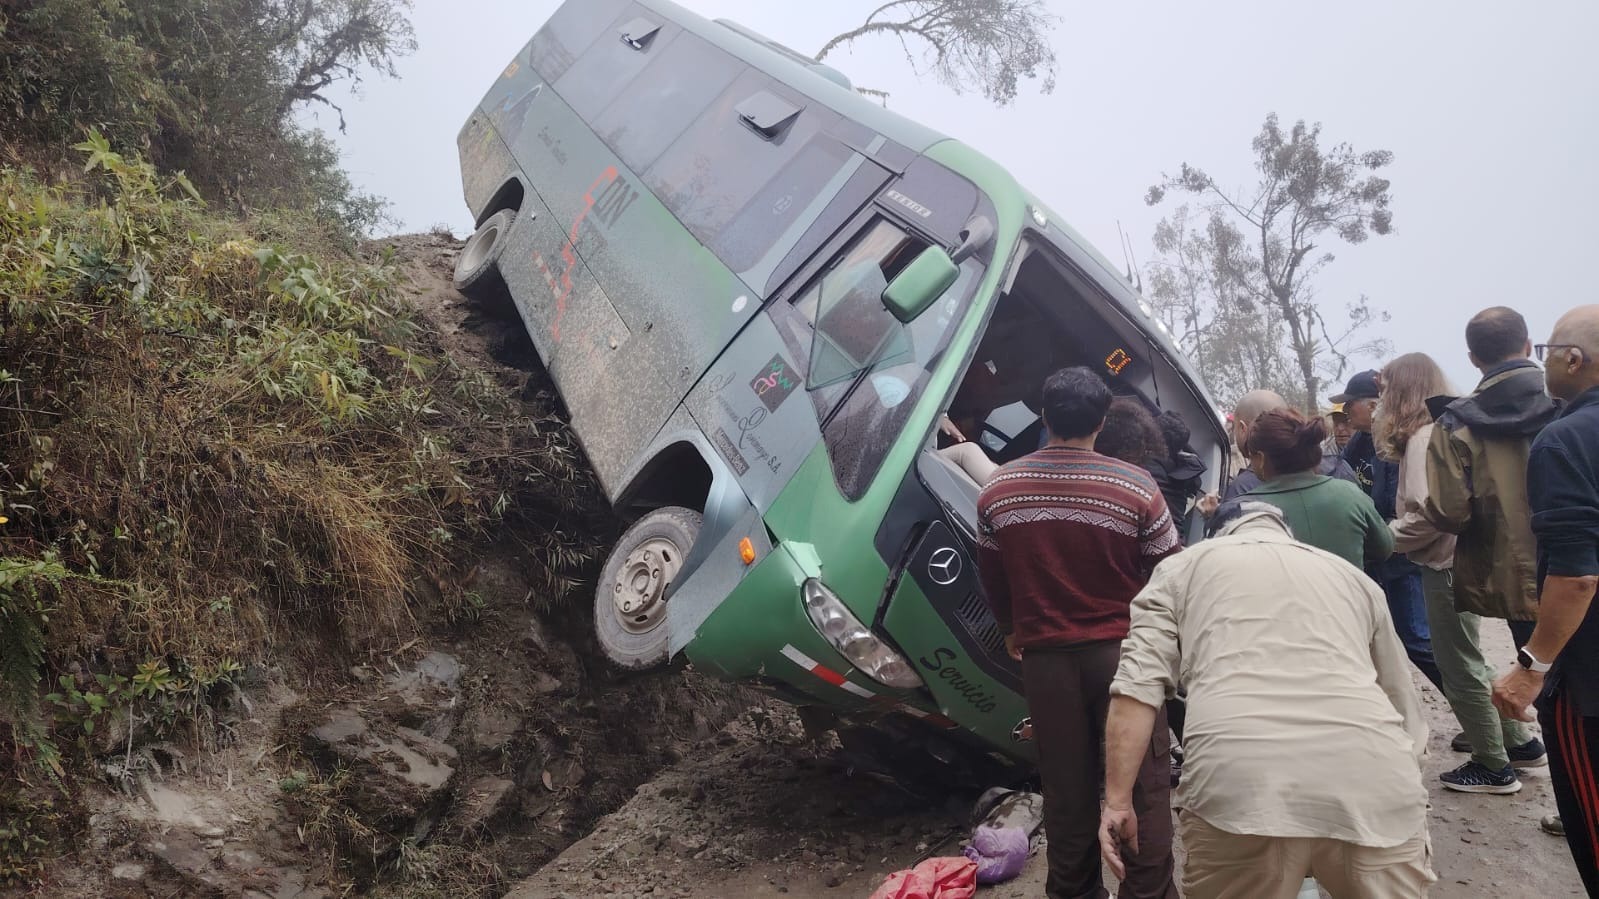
[17,234,759,898]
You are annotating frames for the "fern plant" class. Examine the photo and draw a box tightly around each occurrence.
[0,556,67,734]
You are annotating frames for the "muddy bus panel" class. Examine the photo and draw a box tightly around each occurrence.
[456,0,1229,766]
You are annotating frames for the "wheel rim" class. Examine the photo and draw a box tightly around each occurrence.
[611,536,682,635]
[460,222,500,273]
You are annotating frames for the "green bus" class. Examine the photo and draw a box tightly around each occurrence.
[455,0,1227,768]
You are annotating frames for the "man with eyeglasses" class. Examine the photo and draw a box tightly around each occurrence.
[1494,306,1599,891]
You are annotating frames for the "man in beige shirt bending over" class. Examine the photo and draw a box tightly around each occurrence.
[1098,502,1435,898]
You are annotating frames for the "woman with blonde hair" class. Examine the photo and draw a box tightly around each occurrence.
[1382,352,1545,794]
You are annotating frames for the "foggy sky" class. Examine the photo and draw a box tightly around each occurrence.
[308,0,1599,401]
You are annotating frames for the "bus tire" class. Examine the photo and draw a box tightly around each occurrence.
[594,506,702,671]
[453,208,515,300]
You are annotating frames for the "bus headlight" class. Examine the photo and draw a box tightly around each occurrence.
[800,579,924,690]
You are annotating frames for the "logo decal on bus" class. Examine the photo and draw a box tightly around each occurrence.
[927,547,962,585]
[749,355,796,411]
[885,189,932,219]
[917,647,998,714]
[530,165,636,343]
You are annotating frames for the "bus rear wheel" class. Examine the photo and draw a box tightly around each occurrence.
[594,506,701,670]
[453,208,515,300]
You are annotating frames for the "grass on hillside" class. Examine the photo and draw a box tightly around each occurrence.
[0,137,609,882]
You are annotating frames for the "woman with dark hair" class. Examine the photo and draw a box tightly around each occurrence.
[1146,410,1207,521]
[1233,408,1394,569]
[1095,396,1163,464]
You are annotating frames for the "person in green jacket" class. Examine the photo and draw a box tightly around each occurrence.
[1227,408,1395,570]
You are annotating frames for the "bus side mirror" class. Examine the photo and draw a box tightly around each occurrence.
[882,246,958,324]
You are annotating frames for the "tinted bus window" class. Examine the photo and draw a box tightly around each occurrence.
[794,219,927,387]
[554,8,675,120]
[645,69,838,246]
[765,215,981,499]
[710,135,855,273]
[528,0,630,82]
[761,159,892,297]
[591,30,744,173]
[825,260,982,500]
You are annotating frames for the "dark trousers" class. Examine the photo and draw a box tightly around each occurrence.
[1538,688,1599,895]
[1023,643,1177,899]
[1381,569,1446,692]
[1510,619,1537,650]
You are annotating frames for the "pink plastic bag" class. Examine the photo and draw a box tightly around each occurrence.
[869,857,978,899]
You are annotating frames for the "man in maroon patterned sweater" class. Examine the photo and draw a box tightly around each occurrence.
[978,366,1181,899]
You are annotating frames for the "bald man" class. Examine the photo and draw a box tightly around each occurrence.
[1215,390,1358,503]
[1495,305,1599,891]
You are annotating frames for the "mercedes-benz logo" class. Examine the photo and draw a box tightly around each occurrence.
[927,547,962,585]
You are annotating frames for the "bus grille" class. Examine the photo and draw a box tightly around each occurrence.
[954,591,1007,660]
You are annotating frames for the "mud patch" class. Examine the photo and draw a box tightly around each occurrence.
[392,232,542,374]
[507,707,978,899]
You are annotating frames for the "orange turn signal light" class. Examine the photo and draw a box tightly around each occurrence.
[738,537,756,566]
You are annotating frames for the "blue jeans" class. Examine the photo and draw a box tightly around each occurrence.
[1382,570,1446,692]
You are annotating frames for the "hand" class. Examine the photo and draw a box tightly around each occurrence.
[1004,634,1022,662]
[1196,493,1220,519]
[939,414,968,443]
[1493,667,1544,722]
[1099,802,1139,880]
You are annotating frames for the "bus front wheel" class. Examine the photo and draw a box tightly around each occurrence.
[594,506,701,670]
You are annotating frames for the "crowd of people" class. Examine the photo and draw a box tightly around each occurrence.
[968,304,1599,898]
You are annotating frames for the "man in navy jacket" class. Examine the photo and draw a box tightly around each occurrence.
[1494,305,1599,891]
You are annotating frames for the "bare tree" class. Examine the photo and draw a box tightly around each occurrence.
[1146,206,1298,409]
[816,1,1057,106]
[1145,114,1395,410]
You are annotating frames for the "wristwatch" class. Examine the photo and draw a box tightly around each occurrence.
[1517,646,1553,674]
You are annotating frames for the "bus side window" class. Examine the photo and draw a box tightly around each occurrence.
[590,29,744,173]
[527,0,631,81]
[554,9,675,119]
[711,137,856,274]
[644,70,839,247]
[823,259,981,500]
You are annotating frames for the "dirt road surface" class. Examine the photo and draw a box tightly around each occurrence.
[512,624,1583,898]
